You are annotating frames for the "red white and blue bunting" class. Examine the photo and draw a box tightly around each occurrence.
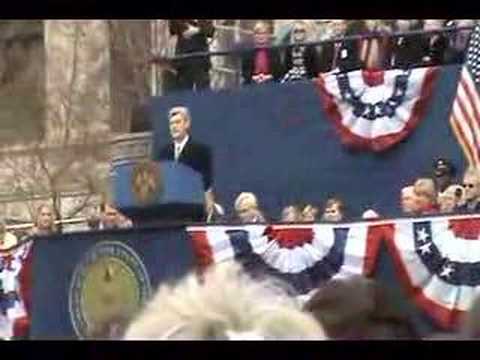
[188,215,480,330]
[0,241,31,339]
[188,223,380,295]
[380,215,480,329]
[316,67,439,152]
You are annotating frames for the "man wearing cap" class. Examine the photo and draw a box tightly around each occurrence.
[158,106,215,218]
[433,158,456,193]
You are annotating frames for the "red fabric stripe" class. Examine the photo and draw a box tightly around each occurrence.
[451,112,477,166]
[265,227,314,249]
[188,230,214,273]
[18,244,33,318]
[382,224,463,330]
[12,316,30,338]
[448,218,480,240]
[315,67,439,152]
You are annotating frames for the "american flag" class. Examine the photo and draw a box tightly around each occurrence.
[449,25,480,167]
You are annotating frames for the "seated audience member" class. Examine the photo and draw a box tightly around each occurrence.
[304,275,418,340]
[280,205,303,223]
[390,20,424,69]
[31,204,57,236]
[301,204,320,222]
[206,202,226,223]
[400,186,420,215]
[421,20,449,66]
[234,192,266,224]
[99,203,124,230]
[322,197,345,222]
[281,21,320,83]
[0,220,18,250]
[413,178,438,214]
[459,167,480,213]
[241,21,283,85]
[437,184,464,214]
[124,263,326,340]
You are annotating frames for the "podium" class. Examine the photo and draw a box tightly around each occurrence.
[111,159,205,224]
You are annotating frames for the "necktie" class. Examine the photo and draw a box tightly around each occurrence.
[175,144,181,161]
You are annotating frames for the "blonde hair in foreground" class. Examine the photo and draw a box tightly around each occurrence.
[124,263,326,340]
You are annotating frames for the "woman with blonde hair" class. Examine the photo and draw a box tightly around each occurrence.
[281,20,320,83]
[124,263,326,340]
[32,203,57,236]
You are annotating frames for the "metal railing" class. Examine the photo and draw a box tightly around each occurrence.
[150,26,474,65]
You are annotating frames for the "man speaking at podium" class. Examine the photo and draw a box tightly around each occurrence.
[158,106,215,220]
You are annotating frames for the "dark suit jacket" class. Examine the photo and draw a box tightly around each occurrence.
[241,47,284,84]
[169,20,215,71]
[390,35,425,69]
[158,138,213,191]
[320,38,362,73]
[283,45,320,79]
[421,34,448,67]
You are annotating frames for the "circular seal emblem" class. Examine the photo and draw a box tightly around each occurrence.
[131,160,163,205]
[68,241,152,339]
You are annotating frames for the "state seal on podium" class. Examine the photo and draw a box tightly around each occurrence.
[131,160,163,205]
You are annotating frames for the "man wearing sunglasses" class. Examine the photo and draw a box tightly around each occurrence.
[459,167,480,213]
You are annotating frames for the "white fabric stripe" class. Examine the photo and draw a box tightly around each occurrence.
[393,221,480,312]
[430,220,480,263]
[337,225,368,276]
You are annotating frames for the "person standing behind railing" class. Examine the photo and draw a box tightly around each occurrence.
[169,20,215,92]
[281,21,320,83]
[241,21,283,85]
[359,20,393,71]
[421,19,449,67]
[320,20,363,73]
[444,19,476,65]
[390,20,425,69]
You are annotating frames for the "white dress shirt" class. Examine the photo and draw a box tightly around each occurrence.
[174,135,189,161]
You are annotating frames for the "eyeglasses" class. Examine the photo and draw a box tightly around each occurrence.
[463,183,475,189]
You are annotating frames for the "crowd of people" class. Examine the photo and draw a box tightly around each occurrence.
[160,19,477,93]
[214,158,479,224]
[0,202,133,250]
